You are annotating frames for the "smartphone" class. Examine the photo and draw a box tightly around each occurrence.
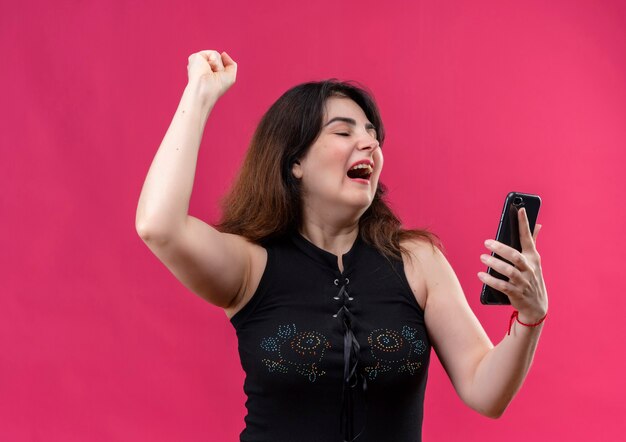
[480,192,541,305]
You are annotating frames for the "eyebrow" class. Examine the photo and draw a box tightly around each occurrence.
[323,117,377,133]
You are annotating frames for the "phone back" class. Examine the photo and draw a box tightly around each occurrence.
[480,192,541,305]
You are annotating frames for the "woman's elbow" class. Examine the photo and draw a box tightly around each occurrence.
[473,402,509,419]
[462,384,516,419]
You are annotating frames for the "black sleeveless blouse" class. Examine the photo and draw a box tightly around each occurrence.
[230,231,431,442]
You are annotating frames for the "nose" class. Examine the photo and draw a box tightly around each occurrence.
[357,134,380,152]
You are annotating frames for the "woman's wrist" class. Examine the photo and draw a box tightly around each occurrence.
[508,309,547,335]
[516,309,548,325]
[184,80,219,114]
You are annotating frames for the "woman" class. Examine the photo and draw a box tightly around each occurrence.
[136,49,548,442]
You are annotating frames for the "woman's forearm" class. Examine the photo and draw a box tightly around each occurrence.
[468,320,544,418]
[135,81,217,238]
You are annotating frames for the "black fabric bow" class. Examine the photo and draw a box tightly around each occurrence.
[334,283,367,441]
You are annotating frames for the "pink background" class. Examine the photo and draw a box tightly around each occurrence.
[2,0,625,440]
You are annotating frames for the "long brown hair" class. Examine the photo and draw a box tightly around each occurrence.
[216,79,442,261]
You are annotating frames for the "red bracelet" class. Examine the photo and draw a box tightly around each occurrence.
[507,310,547,335]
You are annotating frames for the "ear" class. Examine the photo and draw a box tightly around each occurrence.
[291,160,303,179]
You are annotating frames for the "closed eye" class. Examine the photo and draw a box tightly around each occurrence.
[336,133,350,136]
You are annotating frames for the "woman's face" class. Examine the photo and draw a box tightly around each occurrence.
[292,96,383,217]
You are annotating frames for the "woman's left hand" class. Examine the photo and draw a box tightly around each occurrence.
[478,207,548,323]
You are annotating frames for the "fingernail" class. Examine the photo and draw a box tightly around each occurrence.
[485,239,495,247]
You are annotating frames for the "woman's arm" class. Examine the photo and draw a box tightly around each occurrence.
[467,311,544,418]
[404,209,547,418]
[135,51,232,236]
[135,51,256,309]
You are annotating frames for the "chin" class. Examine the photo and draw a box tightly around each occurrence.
[349,193,375,210]
[336,180,378,208]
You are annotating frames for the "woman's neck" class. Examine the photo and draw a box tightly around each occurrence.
[299,220,359,258]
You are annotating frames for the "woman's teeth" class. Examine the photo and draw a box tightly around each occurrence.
[347,163,373,179]
[350,164,373,172]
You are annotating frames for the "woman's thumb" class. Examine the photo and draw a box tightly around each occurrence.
[222,51,237,70]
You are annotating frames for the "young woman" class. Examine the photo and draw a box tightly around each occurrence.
[135,49,548,442]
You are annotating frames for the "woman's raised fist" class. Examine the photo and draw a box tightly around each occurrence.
[187,50,238,100]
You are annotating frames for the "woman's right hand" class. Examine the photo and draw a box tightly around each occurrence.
[186,50,238,101]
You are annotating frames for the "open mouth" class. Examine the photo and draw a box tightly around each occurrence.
[347,163,373,180]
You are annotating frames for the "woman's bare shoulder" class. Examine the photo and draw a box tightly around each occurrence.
[223,238,268,319]
[399,237,440,311]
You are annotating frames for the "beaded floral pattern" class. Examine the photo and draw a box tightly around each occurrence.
[364,326,427,380]
[260,324,331,382]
